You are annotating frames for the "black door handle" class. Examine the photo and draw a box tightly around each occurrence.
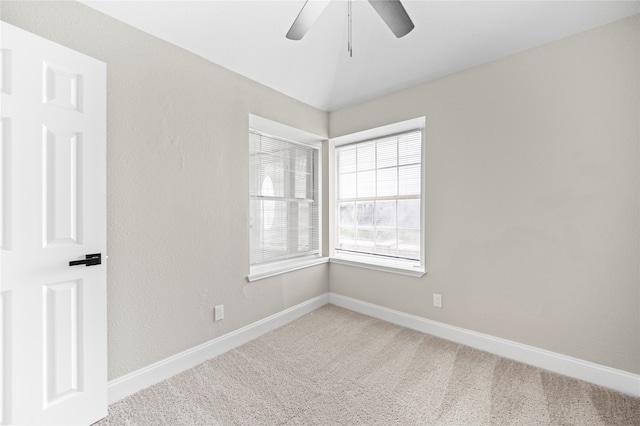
[69,253,101,267]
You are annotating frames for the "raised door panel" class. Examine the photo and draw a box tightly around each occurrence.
[43,281,83,407]
[0,292,11,425]
[42,127,83,248]
[0,118,11,252]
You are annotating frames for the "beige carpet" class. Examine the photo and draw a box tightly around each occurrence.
[95,305,640,425]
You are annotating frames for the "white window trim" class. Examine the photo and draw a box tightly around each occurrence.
[330,255,425,277]
[247,114,326,282]
[247,255,329,282]
[330,117,427,277]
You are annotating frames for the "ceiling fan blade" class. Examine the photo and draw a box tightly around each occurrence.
[286,0,332,40]
[367,0,415,38]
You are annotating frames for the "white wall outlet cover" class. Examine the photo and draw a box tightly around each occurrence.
[433,294,442,308]
[214,305,224,321]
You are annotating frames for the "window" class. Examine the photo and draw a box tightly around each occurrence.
[248,127,322,280]
[333,124,425,276]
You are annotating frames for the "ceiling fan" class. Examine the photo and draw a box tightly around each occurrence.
[286,0,415,46]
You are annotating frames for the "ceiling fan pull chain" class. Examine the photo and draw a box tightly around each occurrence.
[348,0,353,57]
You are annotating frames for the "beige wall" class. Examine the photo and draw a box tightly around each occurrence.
[0,0,329,380]
[329,15,640,374]
[2,0,638,380]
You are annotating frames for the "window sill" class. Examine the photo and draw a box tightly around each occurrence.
[330,255,426,278]
[247,256,329,282]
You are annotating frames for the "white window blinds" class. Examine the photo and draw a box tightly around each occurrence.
[336,129,422,261]
[249,130,319,266]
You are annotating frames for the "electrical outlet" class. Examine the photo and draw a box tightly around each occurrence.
[433,293,442,308]
[214,305,224,321]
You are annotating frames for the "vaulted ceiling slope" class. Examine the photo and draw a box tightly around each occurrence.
[82,1,639,112]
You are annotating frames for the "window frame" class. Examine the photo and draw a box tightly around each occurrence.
[247,115,327,282]
[330,117,426,277]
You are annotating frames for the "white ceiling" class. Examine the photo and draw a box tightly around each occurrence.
[82,0,639,112]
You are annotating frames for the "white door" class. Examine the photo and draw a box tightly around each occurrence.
[0,22,107,425]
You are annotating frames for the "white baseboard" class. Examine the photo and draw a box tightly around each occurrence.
[108,293,330,404]
[329,293,640,397]
[108,291,639,404]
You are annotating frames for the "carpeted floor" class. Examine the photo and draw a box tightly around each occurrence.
[95,305,640,425]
